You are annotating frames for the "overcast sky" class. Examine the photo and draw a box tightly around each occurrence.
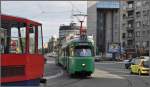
[1,1,87,43]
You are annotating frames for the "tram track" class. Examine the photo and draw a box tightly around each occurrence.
[125,74,150,87]
[126,78,133,87]
[61,79,83,87]
[138,76,150,87]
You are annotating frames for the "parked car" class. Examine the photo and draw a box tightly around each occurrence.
[139,56,150,60]
[124,58,136,69]
[95,55,101,62]
[130,58,150,75]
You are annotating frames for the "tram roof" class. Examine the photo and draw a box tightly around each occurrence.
[62,37,93,48]
[1,14,42,27]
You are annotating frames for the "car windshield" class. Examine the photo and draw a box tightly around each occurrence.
[143,61,149,68]
[74,46,93,57]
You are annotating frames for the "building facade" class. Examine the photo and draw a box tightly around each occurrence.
[87,1,125,56]
[87,0,150,57]
[126,0,150,56]
[48,36,58,53]
[59,23,80,40]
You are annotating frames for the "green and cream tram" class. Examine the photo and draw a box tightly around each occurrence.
[56,36,95,77]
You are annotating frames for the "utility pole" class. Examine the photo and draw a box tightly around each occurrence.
[73,13,88,35]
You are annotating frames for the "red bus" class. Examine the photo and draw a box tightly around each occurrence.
[0,14,45,86]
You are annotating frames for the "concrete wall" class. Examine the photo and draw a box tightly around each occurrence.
[87,1,97,36]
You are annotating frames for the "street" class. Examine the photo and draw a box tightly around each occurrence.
[1,1,150,86]
[41,56,150,87]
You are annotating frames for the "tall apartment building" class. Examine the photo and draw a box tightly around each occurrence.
[126,0,150,56]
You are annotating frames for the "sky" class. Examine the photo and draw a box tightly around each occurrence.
[1,1,87,43]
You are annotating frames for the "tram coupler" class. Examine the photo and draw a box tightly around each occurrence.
[40,78,47,84]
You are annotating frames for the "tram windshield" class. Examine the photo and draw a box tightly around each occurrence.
[74,46,93,57]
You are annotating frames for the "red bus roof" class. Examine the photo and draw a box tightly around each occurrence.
[1,14,42,26]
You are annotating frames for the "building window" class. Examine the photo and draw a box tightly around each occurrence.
[122,42,126,47]
[146,41,149,47]
[136,21,141,28]
[136,11,141,18]
[128,20,134,28]
[136,31,140,37]
[143,20,149,27]
[123,14,126,19]
[143,10,148,17]
[128,33,133,38]
[136,1,142,8]
[136,42,140,47]
[142,41,147,47]
[143,1,150,8]
[122,33,126,39]
[148,31,150,35]
[128,10,134,17]
[127,40,133,46]
[142,31,146,36]
[128,3,133,9]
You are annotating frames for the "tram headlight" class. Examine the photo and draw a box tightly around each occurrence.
[82,64,86,67]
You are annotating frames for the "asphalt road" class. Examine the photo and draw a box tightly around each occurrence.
[41,56,150,87]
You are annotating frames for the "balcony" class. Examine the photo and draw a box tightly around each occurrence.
[127,27,134,31]
[127,10,134,19]
[127,6,134,11]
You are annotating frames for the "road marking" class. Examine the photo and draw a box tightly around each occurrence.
[93,69,125,79]
[46,61,55,64]
[95,62,123,64]
[43,70,63,80]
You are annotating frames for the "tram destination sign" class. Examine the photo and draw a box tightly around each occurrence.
[78,43,89,46]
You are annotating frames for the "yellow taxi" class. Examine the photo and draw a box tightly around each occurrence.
[130,58,150,75]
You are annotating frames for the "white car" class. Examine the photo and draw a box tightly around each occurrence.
[95,55,101,62]
[140,56,150,60]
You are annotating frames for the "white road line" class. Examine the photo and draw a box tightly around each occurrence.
[95,62,123,64]
[93,69,125,79]
[43,70,63,80]
[46,61,55,64]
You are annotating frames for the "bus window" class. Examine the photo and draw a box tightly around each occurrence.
[74,46,93,57]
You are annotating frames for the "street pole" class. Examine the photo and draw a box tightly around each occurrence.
[79,21,84,35]
[73,13,88,36]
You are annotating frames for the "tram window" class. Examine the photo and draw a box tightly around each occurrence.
[74,46,93,57]
[38,26,43,54]
[0,38,5,54]
[8,27,26,54]
[69,47,74,56]
[29,27,35,54]
[20,27,26,53]
[0,28,6,54]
